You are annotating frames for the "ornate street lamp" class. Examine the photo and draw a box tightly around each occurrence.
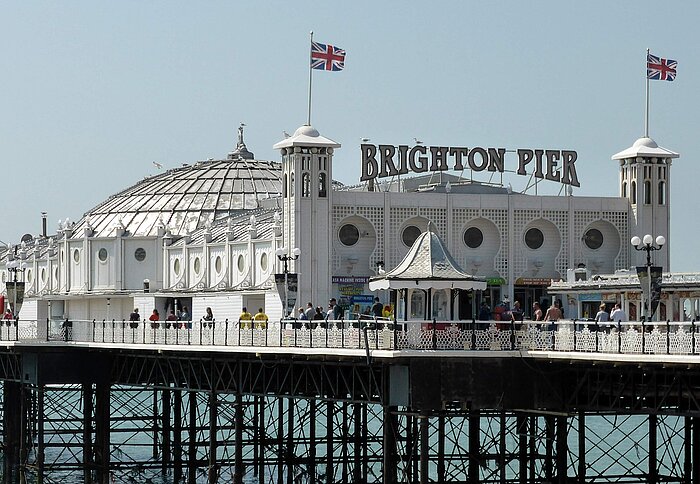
[5,248,26,320]
[631,234,665,321]
[275,247,300,317]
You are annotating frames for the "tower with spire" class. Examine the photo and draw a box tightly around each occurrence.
[612,136,678,270]
[274,125,341,306]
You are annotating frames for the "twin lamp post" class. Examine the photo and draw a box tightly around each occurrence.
[630,234,665,322]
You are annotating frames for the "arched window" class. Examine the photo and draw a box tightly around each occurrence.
[644,180,651,204]
[631,181,637,203]
[658,181,666,205]
[622,182,627,198]
[301,172,311,197]
[290,172,295,197]
[283,174,288,198]
[318,172,327,198]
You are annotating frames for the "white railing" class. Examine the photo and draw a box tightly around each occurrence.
[14,318,700,356]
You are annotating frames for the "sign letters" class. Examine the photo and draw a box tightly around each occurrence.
[360,144,580,187]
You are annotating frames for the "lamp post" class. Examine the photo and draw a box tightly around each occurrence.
[6,247,26,319]
[276,247,300,317]
[631,234,665,321]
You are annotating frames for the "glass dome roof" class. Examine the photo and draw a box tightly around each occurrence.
[73,157,282,237]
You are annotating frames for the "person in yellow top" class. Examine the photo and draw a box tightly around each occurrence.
[382,304,394,319]
[239,307,253,329]
[254,308,268,329]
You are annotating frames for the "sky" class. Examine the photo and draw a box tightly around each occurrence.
[1,1,698,270]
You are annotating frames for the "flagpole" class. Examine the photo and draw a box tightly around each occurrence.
[645,48,650,137]
[307,31,314,126]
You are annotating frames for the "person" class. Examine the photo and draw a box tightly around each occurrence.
[479,302,491,321]
[610,303,627,323]
[328,298,343,320]
[149,308,160,328]
[254,307,268,329]
[180,306,191,320]
[166,310,178,328]
[203,307,214,328]
[544,300,562,321]
[304,302,315,321]
[298,307,308,320]
[239,307,252,329]
[510,301,523,323]
[595,304,609,323]
[371,297,384,318]
[312,306,325,321]
[382,304,393,319]
[128,308,140,328]
[532,302,543,321]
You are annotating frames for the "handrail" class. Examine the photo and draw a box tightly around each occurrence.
[6,318,700,357]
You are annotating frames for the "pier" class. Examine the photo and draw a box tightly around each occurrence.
[0,318,698,483]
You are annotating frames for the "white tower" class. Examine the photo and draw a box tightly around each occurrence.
[273,125,340,307]
[612,137,679,270]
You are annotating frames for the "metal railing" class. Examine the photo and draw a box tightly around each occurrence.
[0,317,684,356]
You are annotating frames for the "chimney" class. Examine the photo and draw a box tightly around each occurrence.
[41,212,47,238]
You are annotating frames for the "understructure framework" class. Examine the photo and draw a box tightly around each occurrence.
[1,346,700,483]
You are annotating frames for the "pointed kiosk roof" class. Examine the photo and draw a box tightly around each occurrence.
[369,229,487,291]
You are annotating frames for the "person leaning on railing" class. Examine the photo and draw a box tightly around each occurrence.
[239,307,252,329]
[129,308,140,329]
[254,308,268,329]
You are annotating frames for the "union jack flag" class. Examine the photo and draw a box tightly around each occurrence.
[311,41,346,71]
[647,53,677,81]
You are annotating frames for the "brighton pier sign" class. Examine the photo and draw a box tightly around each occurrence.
[360,144,580,187]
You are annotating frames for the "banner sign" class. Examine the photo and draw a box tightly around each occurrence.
[578,293,602,302]
[332,276,370,284]
[275,273,298,316]
[636,266,663,319]
[5,282,25,317]
[360,144,580,187]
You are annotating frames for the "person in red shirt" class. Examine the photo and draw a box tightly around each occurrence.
[149,309,160,328]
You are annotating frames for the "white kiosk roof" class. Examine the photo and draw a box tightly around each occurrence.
[369,229,487,291]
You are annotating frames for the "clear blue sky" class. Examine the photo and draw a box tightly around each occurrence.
[2,2,698,271]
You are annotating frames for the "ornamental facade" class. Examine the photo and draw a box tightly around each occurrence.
[0,125,679,324]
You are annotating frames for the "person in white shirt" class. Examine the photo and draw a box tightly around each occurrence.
[610,303,627,323]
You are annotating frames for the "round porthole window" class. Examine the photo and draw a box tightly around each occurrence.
[260,252,268,271]
[463,227,484,249]
[402,225,422,247]
[26,269,33,284]
[134,248,146,262]
[41,267,46,283]
[194,257,201,275]
[215,255,222,273]
[173,258,181,276]
[524,228,544,250]
[583,228,604,250]
[237,254,245,273]
[98,248,108,262]
[53,267,58,281]
[73,249,80,263]
[339,224,360,246]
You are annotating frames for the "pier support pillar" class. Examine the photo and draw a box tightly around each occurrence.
[693,416,700,484]
[517,413,527,484]
[83,384,93,483]
[382,405,397,484]
[94,382,110,484]
[578,412,585,484]
[3,381,21,484]
[556,415,567,484]
[327,400,334,484]
[649,414,658,484]
[162,387,171,474]
[234,392,243,484]
[207,391,218,484]
[419,415,429,484]
[187,391,197,484]
[173,389,182,483]
[36,385,45,484]
[468,411,480,484]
